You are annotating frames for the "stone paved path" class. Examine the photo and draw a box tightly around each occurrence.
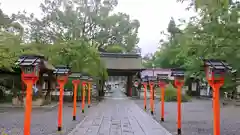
[134,99,240,135]
[0,102,91,135]
[68,88,172,135]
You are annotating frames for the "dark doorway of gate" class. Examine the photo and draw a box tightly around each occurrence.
[100,52,143,97]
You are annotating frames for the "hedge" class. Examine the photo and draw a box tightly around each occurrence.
[164,83,191,102]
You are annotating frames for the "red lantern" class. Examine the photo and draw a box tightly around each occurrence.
[16,55,41,135]
[202,59,232,135]
[54,65,71,131]
[171,68,185,135]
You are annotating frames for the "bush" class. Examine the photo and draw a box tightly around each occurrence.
[164,83,191,102]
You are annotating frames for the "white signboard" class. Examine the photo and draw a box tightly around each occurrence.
[70,73,81,78]
[192,83,197,91]
[207,67,212,79]
[80,76,89,80]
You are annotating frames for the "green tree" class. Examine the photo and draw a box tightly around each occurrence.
[105,44,125,53]
[0,0,142,100]
[146,1,240,91]
[14,0,140,52]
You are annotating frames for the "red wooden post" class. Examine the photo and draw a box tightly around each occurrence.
[81,81,86,113]
[149,82,154,115]
[159,81,167,122]
[57,76,68,131]
[174,79,184,135]
[142,82,147,111]
[72,80,80,120]
[208,78,224,135]
[88,82,91,108]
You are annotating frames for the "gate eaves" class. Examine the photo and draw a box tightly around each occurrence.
[100,53,143,70]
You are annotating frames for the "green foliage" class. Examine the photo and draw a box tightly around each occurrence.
[0,0,144,101]
[165,84,191,102]
[13,0,140,52]
[0,31,22,70]
[0,94,12,103]
[105,45,125,53]
[64,78,74,90]
[144,1,240,90]
[0,0,141,79]
[142,53,155,68]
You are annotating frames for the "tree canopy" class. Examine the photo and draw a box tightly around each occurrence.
[0,0,141,78]
[144,0,240,88]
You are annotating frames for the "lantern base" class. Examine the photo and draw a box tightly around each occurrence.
[88,105,90,108]
[73,116,76,121]
[161,118,164,122]
[82,109,84,113]
[144,106,146,111]
[177,128,181,135]
[57,126,62,131]
[150,111,154,115]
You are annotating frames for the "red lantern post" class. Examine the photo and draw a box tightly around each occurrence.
[157,74,168,122]
[72,80,80,120]
[81,81,86,113]
[149,81,155,115]
[171,68,185,135]
[203,59,231,135]
[88,81,91,108]
[16,55,40,135]
[54,66,70,131]
[158,81,167,122]
[175,78,184,135]
[87,77,93,108]
[57,76,68,131]
[142,82,147,111]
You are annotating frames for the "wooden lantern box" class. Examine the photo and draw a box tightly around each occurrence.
[203,59,232,81]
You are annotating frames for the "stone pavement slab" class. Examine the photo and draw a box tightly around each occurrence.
[68,96,172,135]
[134,99,240,135]
[0,102,97,135]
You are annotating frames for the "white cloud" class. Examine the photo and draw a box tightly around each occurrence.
[0,0,195,55]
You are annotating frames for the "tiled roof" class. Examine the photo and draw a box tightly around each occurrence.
[143,68,171,71]
[16,55,55,71]
[203,59,232,70]
[54,65,70,74]
[16,56,41,66]
[100,52,141,58]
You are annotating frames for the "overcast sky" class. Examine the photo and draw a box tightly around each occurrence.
[0,0,195,55]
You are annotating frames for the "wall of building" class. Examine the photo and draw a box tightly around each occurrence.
[141,68,174,80]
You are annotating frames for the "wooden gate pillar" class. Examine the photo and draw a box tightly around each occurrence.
[127,76,133,97]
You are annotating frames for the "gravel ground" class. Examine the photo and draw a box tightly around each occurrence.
[134,99,240,135]
[0,102,98,135]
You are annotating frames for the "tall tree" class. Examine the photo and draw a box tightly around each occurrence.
[14,0,140,52]
[147,0,240,83]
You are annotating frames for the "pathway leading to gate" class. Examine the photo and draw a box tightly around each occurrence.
[68,88,172,135]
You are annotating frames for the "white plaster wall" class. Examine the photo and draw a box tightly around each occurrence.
[141,69,174,80]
